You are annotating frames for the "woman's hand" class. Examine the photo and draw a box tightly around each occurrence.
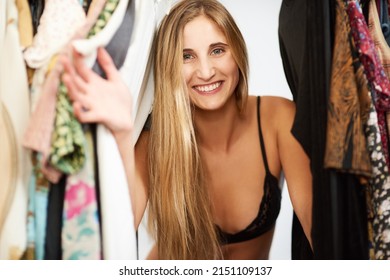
[61,47,133,136]
[62,48,141,221]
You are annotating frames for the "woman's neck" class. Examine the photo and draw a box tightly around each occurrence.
[193,96,246,153]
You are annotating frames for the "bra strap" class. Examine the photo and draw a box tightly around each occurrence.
[257,96,270,173]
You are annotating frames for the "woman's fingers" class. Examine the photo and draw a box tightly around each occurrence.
[72,48,95,83]
[73,101,97,123]
[62,52,90,98]
[61,54,76,77]
[62,73,77,100]
[97,47,120,82]
[61,47,132,133]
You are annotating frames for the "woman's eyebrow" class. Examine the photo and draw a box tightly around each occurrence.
[209,42,229,48]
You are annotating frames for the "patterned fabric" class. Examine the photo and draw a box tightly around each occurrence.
[87,0,119,37]
[369,0,390,143]
[365,0,390,259]
[325,0,372,176]
[346,0,390,167]
[49,83,86,174]
[25,154,50,260]
[344,0,390,259]
[364,96,390,259]
[62,133,100,260]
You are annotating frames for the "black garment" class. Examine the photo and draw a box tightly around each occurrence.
[28,0,45,35]
[44,175,66,260]
[218,96,282,245]
[278,0,368,259]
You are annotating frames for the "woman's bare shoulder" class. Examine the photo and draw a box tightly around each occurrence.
[249,94,295,121]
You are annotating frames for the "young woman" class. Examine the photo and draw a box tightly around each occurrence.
[62,0,312,260]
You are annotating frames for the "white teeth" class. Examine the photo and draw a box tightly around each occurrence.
[195,82,221,92]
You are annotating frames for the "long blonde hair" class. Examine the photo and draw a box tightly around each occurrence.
[148,0,249,259]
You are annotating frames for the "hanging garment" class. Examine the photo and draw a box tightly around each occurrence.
[126,0,174,144]
[118,0,174,260]
[23,0,87,183]
[0,0,32,260]
[59,0,124,260]
[73,0,173,260]
[28,0,45,35]
[45,0,130,259]
[346,0,390,166]
[22,0,105,183]
[15,0,34,86]
[378,0,390,46]
[366,0,390,259]
[0,103,17,239]
[278,0,327,259]
[43,175,66,259]
[369,0,390,138]
[325,0,374,258]
[24,0,86,113]
[24,153,50,260]
[22,0,106,259]
[71,0,137,260]
[324,0,372,177]
[62,132,101,260]
[22,0,87,259]
[50,83,87,176]
[23,0,86,69]
[279,0,369,259]
[92,0,134,77]
[364,94,390,259]
[15,0,33,49]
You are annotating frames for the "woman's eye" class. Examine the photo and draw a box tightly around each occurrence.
[212,48,224,55]
[183,53,193,61]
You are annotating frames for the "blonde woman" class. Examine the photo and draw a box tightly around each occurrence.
[62,0,312,260]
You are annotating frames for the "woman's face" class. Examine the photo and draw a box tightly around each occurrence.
[181,15,239,111]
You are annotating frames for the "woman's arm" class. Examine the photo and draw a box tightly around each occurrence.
[61,47,148,229]
[275,98,313,248]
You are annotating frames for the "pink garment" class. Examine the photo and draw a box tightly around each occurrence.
[64,181,96,220]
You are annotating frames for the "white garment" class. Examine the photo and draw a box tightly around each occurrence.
[122,0,172,144]
[132,0,175,260]
[0,0,31,260]
[23,0,86,69]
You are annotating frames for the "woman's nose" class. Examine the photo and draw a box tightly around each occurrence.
[196,58,216,80]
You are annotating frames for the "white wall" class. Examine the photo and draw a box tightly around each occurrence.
[219,0,293,260]
[139,0,294,260]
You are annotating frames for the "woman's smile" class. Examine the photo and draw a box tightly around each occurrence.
[193,81,223,95]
